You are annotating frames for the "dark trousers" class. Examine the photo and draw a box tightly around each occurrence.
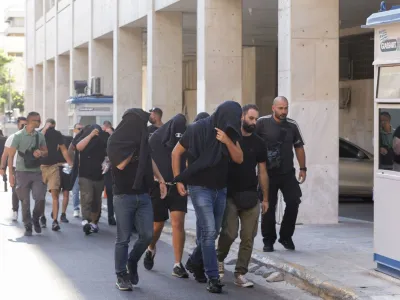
[261,171,302,244]
[12,168,19,211]
[104,170,114,218]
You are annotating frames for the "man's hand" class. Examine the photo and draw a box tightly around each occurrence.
[298,170,307,184]
[33,150,42,158]
[215,128,231,145]
[44,122,52,130]
[9,175,15,187]
[0,169,4,176]
[105,128,113,135]
[177,182,187,197]
[380,147,388,155]
[159,183,167,199]
[90,128,100,138]
[261,201,269,214]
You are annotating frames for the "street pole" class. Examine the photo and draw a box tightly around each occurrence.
[8,68,11,112]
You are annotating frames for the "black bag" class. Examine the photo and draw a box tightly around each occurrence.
[232,190,259,210]
[267,127,288,171]
[18,134,41,169]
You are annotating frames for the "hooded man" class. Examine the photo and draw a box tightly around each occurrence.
[143,114,188,278]
[172,101,243,294]
[107,108,167,292]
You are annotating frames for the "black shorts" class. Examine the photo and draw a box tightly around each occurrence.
[59,166,74,191]
[150,182,188,222]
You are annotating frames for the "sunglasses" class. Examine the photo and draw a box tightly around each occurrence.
[76,127,83,131]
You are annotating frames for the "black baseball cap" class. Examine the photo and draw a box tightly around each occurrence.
[149,107,163,117]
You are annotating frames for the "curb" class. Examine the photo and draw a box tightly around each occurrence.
[162,224,360,300]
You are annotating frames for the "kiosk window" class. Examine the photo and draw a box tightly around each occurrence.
[378,108,400,172]
[377,66,400,99]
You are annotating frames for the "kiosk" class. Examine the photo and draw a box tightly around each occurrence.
[364,7,400,279]
[66,95,113,134]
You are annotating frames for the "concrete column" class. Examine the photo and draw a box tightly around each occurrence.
[197,0,242,113]
[44,60,55,121]
[278,0,339,224]
[34,65,43,115]
[70,48,89,96]
[242,47,256,105]
[113,25,142,122]
[55,55,70,134]
[147,10,183,120]
[89,39,113,95]
[25,69,34,114]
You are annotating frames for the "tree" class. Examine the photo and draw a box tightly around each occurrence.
[0,50,23,113]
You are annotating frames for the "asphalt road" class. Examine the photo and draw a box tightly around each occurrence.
[339,198,374,222]
[0,194,302,300]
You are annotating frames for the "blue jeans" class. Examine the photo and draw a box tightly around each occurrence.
[114,193,154,274]
[72,177,80,211]
[188,186,227,279]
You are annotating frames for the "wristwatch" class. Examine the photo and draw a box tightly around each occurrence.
[300,167,307,172]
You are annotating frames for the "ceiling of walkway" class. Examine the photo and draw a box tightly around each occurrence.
[159,0,399,57]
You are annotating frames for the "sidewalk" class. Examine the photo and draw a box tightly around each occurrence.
[161,202,400,300]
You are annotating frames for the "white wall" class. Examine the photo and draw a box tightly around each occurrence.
[340,79,374,153]
[93,0,114,39]
[26,0,35,68]
[73,0,90,47]
[119,0,147,27]
[57,4,71,55]
[155,0,181,10]
[45,17,56,59]
[35,25,45,64]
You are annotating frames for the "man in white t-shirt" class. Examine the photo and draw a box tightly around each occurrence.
[0,117,27,221]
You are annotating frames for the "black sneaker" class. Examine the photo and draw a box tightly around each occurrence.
[115,272,133,291]
[90,223,99,233]
[24,225,32,236]
[33,219,42,233]
[108,216,116,226]
[83,223,92,235]
[185,258,207,283]
[127,259,139,285]
[39,216,46,228]
[52,220,60,232]
[60,213,69,223]
[263,242,274,252]
[172,263,189,278]
[279,238,295,250]
[143,249,155,270]
[207,278,224,294]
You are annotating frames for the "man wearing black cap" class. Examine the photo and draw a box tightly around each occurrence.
[148,107,163,137]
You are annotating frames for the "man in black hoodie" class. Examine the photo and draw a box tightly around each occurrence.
[172,101,243,293]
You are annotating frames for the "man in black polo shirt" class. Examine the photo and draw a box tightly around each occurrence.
[256,96,307,252]
[148,107,163,137]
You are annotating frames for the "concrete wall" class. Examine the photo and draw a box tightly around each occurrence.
[93,0,114,39]
[73,0,90,47]
[57,4,71,55]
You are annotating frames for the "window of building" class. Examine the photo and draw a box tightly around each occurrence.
[378,108,400,172]
[7,52,23,57]
[377,66,400,99]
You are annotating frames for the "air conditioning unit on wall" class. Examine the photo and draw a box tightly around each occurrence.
[90,77,102,96]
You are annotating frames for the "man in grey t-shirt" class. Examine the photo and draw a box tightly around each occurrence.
[8,112,48,236]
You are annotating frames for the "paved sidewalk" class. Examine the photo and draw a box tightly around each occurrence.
[162,202,400,300]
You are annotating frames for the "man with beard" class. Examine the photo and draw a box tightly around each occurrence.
[0,117,27,221]
[8,112,48,236]
[172,101,243,294]
[144,114,189,278]
[256,96,306,252]
[216,104,269,287]
[148,107,163,137]
[107,108,167,291]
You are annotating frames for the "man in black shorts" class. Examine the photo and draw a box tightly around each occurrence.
[145,114,189,278]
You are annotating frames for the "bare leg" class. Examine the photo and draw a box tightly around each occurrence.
[62,190,69,214]
[170,211,186,264]
[149,222,165,251]
[51,189,60,221]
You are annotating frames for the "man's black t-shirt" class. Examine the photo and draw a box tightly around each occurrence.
[57,135,73,163]
[148,125,159,138]
[256,115,304,175]
[112,160,147,195]
[41,128,64,165]
[179,131,229,190]
[228,134,266,194]
[393,127,400,164]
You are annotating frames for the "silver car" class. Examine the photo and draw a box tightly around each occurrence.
[339,138,374,198]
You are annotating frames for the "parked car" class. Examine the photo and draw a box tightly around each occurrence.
[339,138,374,198]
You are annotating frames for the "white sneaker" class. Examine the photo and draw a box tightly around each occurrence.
[73,210,80,218]
[12,211,18,222]
[218,261,225,278]
[234,274,254,288]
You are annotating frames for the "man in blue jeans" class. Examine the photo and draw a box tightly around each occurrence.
[172,101,243,293]
[107,108,167,292]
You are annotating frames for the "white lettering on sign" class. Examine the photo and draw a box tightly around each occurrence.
[380,39,398,52]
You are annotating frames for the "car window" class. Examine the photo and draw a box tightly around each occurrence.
[340,140,365,159]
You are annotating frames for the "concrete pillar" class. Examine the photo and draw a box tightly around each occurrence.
[113,26,143,122]
[44,60,55,121]
[147,10,183,120]
[197,0,242,113]
[55,55,70,134]
[278,0,339,224]
[25,69,34,114]
[89,39,113,95]
[34,65,43,115]
[70,48,89,96]
[242,47,256,105]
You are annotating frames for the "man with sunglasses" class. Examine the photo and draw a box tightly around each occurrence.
[8,112,48,236]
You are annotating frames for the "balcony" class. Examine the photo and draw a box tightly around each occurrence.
[4,7,24,23]
[4,26,25,37]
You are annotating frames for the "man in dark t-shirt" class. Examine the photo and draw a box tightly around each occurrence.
[256,96,306,252]
[216,104,269,288]
[392,126,400,171]
[40,119,73,231]
[148,107,163,138]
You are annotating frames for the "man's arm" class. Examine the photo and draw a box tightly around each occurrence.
[0,147,9,175]
[152,159,167,199]
[295,147,307,183]
[59,144,73,166]
[215,128,243,164]
[8,147,16,187]
[258,161,269,214]
[172,142,187,196]
[76,129,98,152]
